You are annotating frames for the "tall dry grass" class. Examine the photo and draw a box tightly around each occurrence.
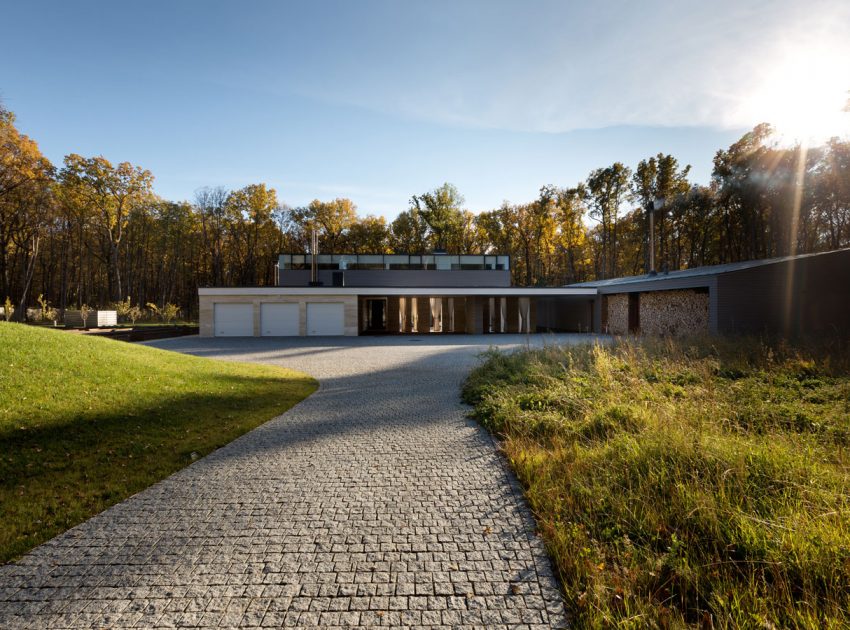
[463,337,850,628]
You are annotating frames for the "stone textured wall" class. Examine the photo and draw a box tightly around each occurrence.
[605,289,710,336]
[606,294,629,334]
[640,289,709,336]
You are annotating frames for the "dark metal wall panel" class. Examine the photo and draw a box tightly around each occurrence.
[717,250,850,335]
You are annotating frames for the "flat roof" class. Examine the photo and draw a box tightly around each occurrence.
[199,287,596,297]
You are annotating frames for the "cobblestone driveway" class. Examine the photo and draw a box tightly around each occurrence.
[1,334,595,628]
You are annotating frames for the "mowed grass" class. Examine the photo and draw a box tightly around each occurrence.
[0,323,316,564]
[463,337,850,629]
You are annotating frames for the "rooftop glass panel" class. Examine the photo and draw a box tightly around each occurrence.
[278,253,510,271]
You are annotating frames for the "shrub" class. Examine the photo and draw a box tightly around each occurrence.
[3,296,14,322]
[79,303,92,328]
[37,294,58,326]
[112,296,132,321]
[146,302,180,324]
[127,305,143,325]
[162,302,180,325]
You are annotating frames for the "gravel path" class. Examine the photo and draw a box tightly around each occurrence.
[1,334,597,628]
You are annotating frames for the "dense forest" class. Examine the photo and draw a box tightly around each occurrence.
[1,104,849,320]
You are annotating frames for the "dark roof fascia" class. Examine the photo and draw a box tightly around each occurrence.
[199,285,585,291]
[594,276,715,294]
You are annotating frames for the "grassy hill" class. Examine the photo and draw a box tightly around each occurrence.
[464,337,850,629]
[0,323,316,563]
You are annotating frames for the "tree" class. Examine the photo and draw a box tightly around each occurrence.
[58,154,153,301]
[550,185,592,283]
[389,208,429,253]
[195,186,232,286]
[347,215,390,253]
[410,183,465,252]
[0,108,54,316]
[294,198,358,254]
[632,154,691,272]
[811,139,850,250]
[226,184,280,285]
[586,163,632,278]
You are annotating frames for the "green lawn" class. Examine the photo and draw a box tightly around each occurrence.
[463,337,850,629]
[0,322,316,563]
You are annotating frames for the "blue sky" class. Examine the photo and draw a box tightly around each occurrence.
[2,0,849,218]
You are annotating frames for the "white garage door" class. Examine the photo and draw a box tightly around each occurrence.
[261,302,299,336]
[214,303,254,337]
[307,302,345,336]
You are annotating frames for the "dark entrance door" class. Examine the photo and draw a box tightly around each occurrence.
[367,299,387,331]
[628,293,640,333]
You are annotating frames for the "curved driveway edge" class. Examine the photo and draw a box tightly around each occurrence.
[0,334,598,628]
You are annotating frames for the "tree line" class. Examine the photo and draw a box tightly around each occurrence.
[2,103,849,320]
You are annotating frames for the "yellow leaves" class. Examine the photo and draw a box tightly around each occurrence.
[58,153,154,242]
[0,110,54,201]
[227,183,279,223]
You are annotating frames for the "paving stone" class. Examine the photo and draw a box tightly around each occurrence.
[0,335,588,628]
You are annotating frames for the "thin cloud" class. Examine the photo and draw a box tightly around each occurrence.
[291,0,850,134]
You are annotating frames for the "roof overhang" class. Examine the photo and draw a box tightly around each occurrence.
[199,287,597,297]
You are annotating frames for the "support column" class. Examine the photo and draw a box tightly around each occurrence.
[453,298,467,333]
[387,297,401,333]
[468,297,486,334]
[359,298,368,333]
[416,297,432,333]
[506,297,519,333]
[402,297,413,333]
[519,297,531,333]
[491,297,505,333]
[529,298,538,333]
[442,297,451,333]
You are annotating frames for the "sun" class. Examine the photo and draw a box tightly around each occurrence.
[742,45,850,146]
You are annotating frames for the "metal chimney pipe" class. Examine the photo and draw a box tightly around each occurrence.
[649,197,665,276]
[310,228,319,285]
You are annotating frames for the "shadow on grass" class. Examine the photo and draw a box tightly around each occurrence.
[0,371,316,564]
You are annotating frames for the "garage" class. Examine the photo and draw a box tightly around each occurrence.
[261,302,300,336]
[307,302,344,336]
[214,303,254,337]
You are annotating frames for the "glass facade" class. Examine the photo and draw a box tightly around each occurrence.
[279,253,510,271]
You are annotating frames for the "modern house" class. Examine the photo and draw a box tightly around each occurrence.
[198,253,597,337]
[570,248,850,337]
[198,248,849,338]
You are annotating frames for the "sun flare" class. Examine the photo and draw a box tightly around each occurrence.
[742,45,850,146]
